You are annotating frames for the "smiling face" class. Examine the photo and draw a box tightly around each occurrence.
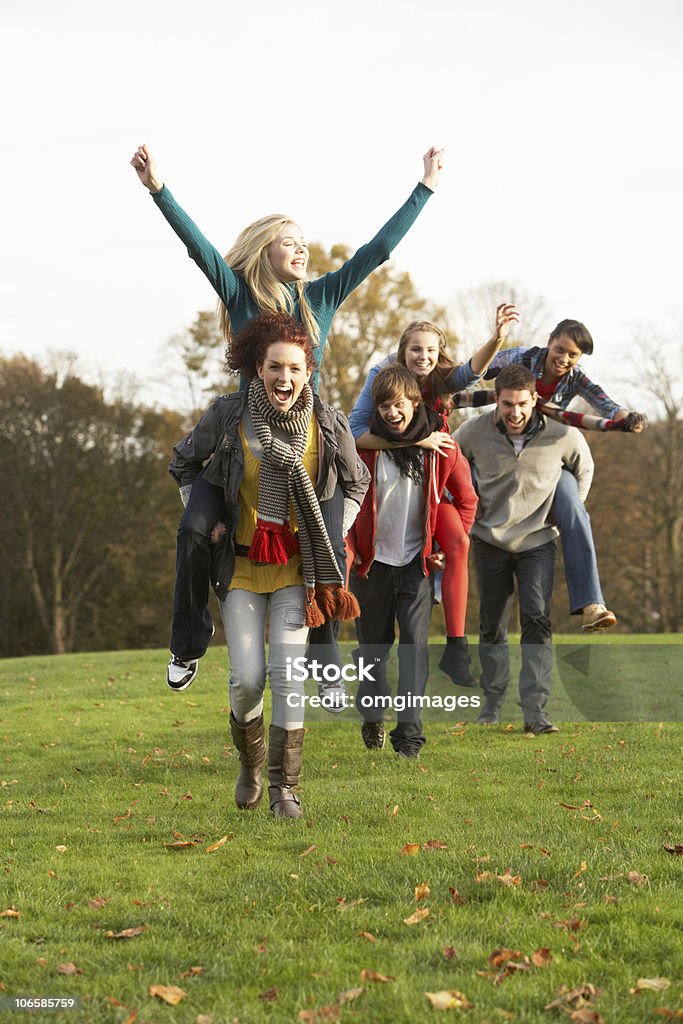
[267,222,309,283]
[376,392,418,434]
[495,387,537,435]
[545,334,583,378]
[257,341,311,412]
[401,330,440,381]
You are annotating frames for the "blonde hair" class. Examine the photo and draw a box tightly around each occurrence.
[218,214,320,347]
[396,321,459,405]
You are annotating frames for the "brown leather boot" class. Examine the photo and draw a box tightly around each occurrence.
[230,712,266,810]
[268,725,304,819]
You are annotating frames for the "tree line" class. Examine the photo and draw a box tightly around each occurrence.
[1,252,681,657]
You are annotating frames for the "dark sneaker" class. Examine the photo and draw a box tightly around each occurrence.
[318,678,347,714]
[396,747,421,759]
[167,655,198,692]
[361,721,385,750]
[477,701,503,725]
[524,719,560,735]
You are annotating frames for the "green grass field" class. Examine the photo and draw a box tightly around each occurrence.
[1,640,682,1023]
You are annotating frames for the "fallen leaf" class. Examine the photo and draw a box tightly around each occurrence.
[441,946,457,961]
[204,836,229,854]
[360,969,394,983]
[338,988,363,1005]
[630,978,671,993]
[179,966,205,977]
[424,990,473,1010]
[104,925,149,940]
[404,908,430,926]
[163,841,199,850]
[88,897,108,909]
[569,1011,604,1023]
[0,907,19,918]
[626,870,648,887]
[298,1008,340,1023]
[651,1010,683,1019]
[196,1016,214,1024]
[57,963,83,975]
[415,881,430,901]
[300,845,317,857]
[488,949,521,967]
[663,843,683,855]
[544,984,601,1011]
[574,860,588,877]
[448,886,467,905]
[559,801,593,810]
[55,845,68,852]
[325,856,338,865]
[531,947,553,967]
[149,985,186,1005]
[422,839,448,851]
[259,987,279,1003]
[400,843,420,856]
[359,931,376,942]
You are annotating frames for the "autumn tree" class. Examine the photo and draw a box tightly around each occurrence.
[0,355,182,656]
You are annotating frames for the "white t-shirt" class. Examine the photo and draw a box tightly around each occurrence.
[374,452,424,567]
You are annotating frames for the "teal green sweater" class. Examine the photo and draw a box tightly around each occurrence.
[152,183,433,393]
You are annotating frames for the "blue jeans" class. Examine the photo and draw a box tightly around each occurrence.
[474,537,556,722]
[350,555,432,754]
[552,469,604,613]
[220,586,309,729]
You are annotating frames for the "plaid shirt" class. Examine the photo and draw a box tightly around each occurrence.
[484,346,620,418]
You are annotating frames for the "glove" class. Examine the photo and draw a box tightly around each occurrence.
[342,498,360,538]
[621,411,647,432]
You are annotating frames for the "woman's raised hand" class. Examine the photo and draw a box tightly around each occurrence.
[130,144,163,193]
[421,147,445,191]
[494,303,519,343]
[417,431,455,456]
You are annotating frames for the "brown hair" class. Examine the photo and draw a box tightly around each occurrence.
[371,364,423,409]
[494,364,537,396]
[227,312,315,379]
[396,321,459,404]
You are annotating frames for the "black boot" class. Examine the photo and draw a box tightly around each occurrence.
[230,713,266,810]
[267,725,305,819]
[439,637,478,687]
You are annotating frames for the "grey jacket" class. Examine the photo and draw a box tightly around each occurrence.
[453,410,594,553]
[169,391,370,599]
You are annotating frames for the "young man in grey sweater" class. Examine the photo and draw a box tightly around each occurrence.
[453,364,597,734]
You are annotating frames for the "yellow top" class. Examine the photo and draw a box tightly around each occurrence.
[229,416,319,594]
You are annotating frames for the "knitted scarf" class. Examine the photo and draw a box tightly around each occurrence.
[369,403,442,482]
[452,390,638,432]
[247,379,359,628]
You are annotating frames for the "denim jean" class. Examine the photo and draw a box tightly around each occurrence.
[552,468,604,613]
[219,585,309,729]
[350,555,432,753]
[170,472,344,663]
[473,537,556,722]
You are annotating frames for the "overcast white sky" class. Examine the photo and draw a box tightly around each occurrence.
[1,0,681,402]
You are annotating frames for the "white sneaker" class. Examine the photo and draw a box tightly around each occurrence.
[167,655,198,691]
[317,679,347,714]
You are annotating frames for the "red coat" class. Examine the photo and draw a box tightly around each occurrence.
[348,443,478,579]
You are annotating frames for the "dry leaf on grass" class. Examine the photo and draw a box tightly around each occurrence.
[400,843,420,856]
[568,1011,604,1024]
[359,931,376,942]
[179,966,205,978]
[360,969,394,983]
[424,989,473,1010]
[163,840,199,850]
[338,988,363,1005]
[300,845,317,857]
[104,925,149,940]
[57,963,83,975]
[626,870,648,887]
[629,978,671,993]
[204,836,229,854]
[662,843,683,855]
[404,908,430,926]
[0,907,20,918]
[148,984,186,1005]
[531,947,553,967]
[544,983,601,1011]
[259,987,279,1002]
[298,1008,340,1023]
[441,946,457,961]
[476,868,521,887]
[448,887,467,905]
[415,881,431,901]
[88,897,108,909]
[196,1015,214,1024]
[422,839,448,851]
[488,949,522,968]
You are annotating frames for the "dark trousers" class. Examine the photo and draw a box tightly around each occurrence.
[350,556,432,753]
[473,537,556,721]
[170,472,345,662]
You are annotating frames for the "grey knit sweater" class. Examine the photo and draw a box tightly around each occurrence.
[453,411,594,553]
